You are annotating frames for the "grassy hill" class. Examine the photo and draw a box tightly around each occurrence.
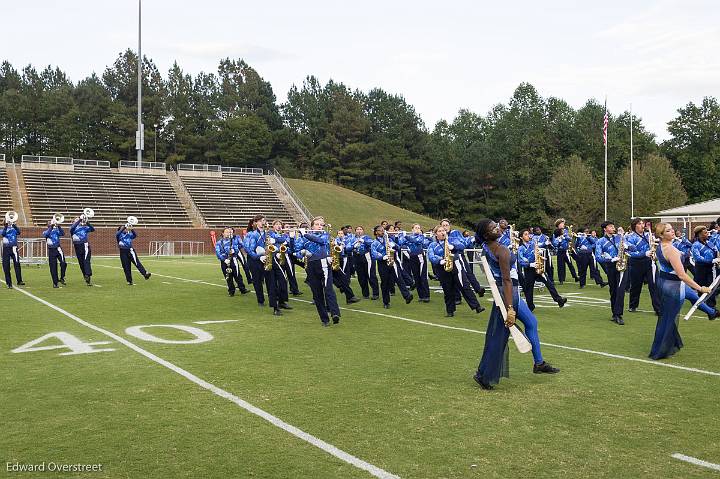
[287,179,437,230]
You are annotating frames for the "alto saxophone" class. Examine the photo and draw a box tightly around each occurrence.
[264,233,276,271]
[385,232,395,266]
[279,243,288,267]
[443,238,454,272]
[331,236,342,271]
[534,240,545,275]
[616,235,627,272]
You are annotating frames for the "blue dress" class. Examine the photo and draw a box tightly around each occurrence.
[649,244,684,360]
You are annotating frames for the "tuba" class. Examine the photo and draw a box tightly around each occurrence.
[4,211,18,225]
[534,239,546,275]
[443,238,454,272]
[264,232,276,271]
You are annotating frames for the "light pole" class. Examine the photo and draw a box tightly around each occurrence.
[153,123,158,162]
[135,0,143,167]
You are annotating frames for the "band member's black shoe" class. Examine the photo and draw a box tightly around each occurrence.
[616,316,625,325]
[533,362,560,374]
[600,282,608,288]
[258,302,265,307]
[229,291,235,297]
[473,374,493,390]
[321,321,330,327]
[405,294,414,304]
[558,297,568,308]
[291,291,302,296]
[708,311,720,320]
[529,304,536,312]
[7,284,13,289]
[59,278,66,285]
[144,273,152,280]
[477,287,486,297]
[574,277,579,282]
[475,306,485,314]
[362,296,370,299]
[332,315,340,324]
[53,284,59,288]
[279,302,293,310]
[611,315,619,323]
[419,298,430,303]
[127,282,134,286]
[239,288,249,294]
[17,281,25,286]
[273,308,283,316]
[371,295,379,300]
[445,312,454,317]
[628,308,637,312]
[383,304,390,309]
[347,297,361,304]
[389,291,395,296]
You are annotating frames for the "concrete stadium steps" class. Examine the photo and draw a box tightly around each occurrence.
[0,166,15,215]
[179,173,295,228]
[22,165,193,228]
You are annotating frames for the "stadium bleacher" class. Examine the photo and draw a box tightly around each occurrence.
[22,163,193,227]
[178,170,295,228]
[0,165,15,215]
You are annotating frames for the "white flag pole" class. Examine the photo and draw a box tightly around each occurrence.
[604,97,608,221]
[630,103,634,218]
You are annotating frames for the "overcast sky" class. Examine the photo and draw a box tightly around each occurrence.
[3,1,718,140]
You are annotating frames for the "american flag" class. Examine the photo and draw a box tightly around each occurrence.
[602,104,608,146]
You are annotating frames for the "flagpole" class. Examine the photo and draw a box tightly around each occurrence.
[604,97,608,221]
[630,103,634,218]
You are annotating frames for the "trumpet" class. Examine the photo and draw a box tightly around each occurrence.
[50,213,65,226]
[4,211,18,225]
[80,207,95,223]
[125,216,139,229]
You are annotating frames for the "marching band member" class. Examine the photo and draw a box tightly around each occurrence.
[517,229,566,310]
[1,219,24,288]
[282,222,302,296]
[43,218,67,288]
[575,227,607,288]
[473,219,559,390]
[392,230,415,290]
[302,216,341,326]
[371,225,413,309]
[650,223,713,360]
[231,227,253,286]
[674,229,693,274]
[70,214,95,286]
[269,220,292,308]
[243,215,285,316]
[331,230,361,304]
[404,224,431,302]
[690,225,720,310]
[427,225,484,317]
[440,219,485,297]
[351,226,379,300]
[533,226,554,282]
[340,225,356,277]
[626,218,661,315]
[595,221,629,325]
[552,218,579,284]
[584,229,608,287]
[215,227,249,296]
[116,222,151,285]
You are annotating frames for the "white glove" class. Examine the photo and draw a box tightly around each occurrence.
[260,255,267,263]
[383,255,389,260]
[224,259,231,265]
[530,262,537,268]
[268,237,276,244]
[448,244,454,250]
[469,237,476,243]
[303,249,312,258]
[255,246,266,256]
[388,241,396,248]
[440,259,446,265]
[645,250,653,257]
[299,228,306,235]
[713,258,720,265]
[580,246,588,251]
[611,256,619,263]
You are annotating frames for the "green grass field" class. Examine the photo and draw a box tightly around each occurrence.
[3,255,720,478]
[287,179,437,230]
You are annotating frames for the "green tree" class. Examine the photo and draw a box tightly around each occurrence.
[217,115,272,167]
[544,155,604,228]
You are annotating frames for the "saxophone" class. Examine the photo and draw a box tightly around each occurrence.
[509,224,519,254]
[534,239,545,275]
[648,232,657,262]
[616,234,627,272]
[330,236,342,271]
[443,238,454,272]
[384,232,395,266]
[279,244,288,267]
[568,224,576,254]
[264,232,276,271]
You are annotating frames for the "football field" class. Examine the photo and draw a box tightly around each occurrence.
[3,256,719,478]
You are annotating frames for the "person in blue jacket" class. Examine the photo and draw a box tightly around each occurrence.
[43,218,67,288]
[301,216,341,326]
[595,221,630,325]
[351,226,379,300]
[440,219,485,298]
[1,220,24,288]
[70,214,95,286]
[552,218,579,284]
[404,224,431,302]
[215,227,248,296]
[691,225,720,309]
[517,229,566,310]
[371,225,413,309]
[231,227,253,286]
[116,222,151,285]
[625,218,661,315]
[243,214,289,316]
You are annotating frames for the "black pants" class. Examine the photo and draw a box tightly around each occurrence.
[437,258,480,313]
[249,256,278,308]
[408,253,430,300]
[522,266,563,309]
[601,263,628,317]
[73,242,93,277]
[397,252,415,289]
[237,253,253,285]
[459,254,485,295]
[694,262,718,309]
[2,245,23,285]
[556,249,577,283]
[628,257,661,313]
[341,254,355,278]
[220,257,246,294]
[577,251,604,287]
[306,258,340,324]
[377,260,411,305]
[281,254,300,294]
[353,252,379,298]
[48,247,67,286]
[119,247,147,283]
[332,266,356,302]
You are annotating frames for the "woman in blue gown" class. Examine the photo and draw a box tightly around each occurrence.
[650,223,711,360]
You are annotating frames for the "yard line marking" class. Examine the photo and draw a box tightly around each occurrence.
[194,320,239,325]
[671,453,720,471]
[90,267,720,377]
[161,281,173,285]
[5,283,400,479]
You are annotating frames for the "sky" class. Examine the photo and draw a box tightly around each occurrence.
[3,0,719,141]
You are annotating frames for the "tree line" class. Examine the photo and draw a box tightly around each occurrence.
[1,50,718,229]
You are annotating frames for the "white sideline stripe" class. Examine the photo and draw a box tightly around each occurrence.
[90,267,720,377]
[671,453,720,471]
[194,320,239,325]
[5,283,399,479]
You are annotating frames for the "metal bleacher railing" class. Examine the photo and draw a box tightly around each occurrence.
[73,158,110,167]
[119,160,166,170]
[177,163,263,175]
[21,155,73,165]
[271,168,312,223]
